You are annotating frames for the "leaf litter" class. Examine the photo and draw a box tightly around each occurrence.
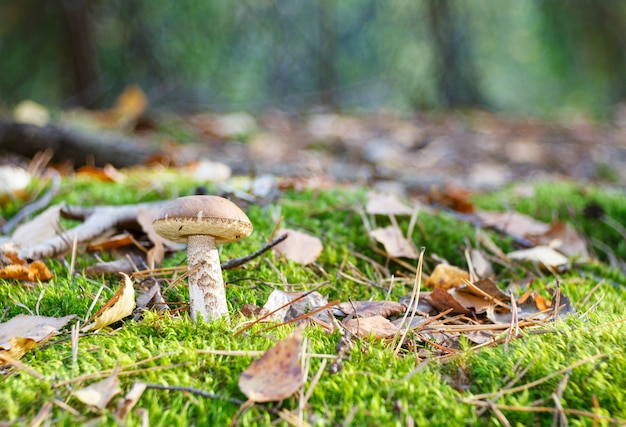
[0,155,604,424]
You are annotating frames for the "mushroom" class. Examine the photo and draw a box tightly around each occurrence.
[152,195,253,321]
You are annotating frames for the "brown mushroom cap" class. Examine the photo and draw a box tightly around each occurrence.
[152,195,253,244]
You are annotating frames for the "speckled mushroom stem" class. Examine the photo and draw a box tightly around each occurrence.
[186,234,229,321]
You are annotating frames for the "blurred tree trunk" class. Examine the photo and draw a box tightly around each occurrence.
[425,0,484,108]
[61,0,100,107]
[538,0,626,104]
[318,0,338,107]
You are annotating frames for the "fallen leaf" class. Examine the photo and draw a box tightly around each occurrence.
[426,263,469,289]
[344,315,398,338]
[83,273,136,331]
[86,233,135,252]
[0,314,74,365]
[186,159,232,182]
[273,229,323,265]
[238,326,305,402]
[426,185,475,213]
[0,165,32,197]
[116,381,147,420]
[477,211,550,240]
[13,100,49,127]
[457,278,510,301]
[336,300,406,318]
[469,248,494,279]
[260,289,329,323]
[0,261,53,282]
[507,246,568,268]
[76,164,126,182]
[73,369,122,410]
[527,222,589,259]
[365,192,413,216]
[422,287,471,315]
[369,226,418,258]
[447,288,493,314]
[136,208,166,268]
[111,85,148,128]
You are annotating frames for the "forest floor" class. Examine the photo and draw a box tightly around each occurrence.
[1,105,626,425]
[162,108,626,195]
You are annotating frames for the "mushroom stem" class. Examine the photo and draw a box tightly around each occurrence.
[186,234,229,321]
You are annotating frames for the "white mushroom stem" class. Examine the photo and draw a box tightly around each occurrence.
[186,234,229,322]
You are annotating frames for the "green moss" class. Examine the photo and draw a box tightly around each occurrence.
[1,175,625,425]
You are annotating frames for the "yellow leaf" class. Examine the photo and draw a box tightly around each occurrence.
[84,273,135,331]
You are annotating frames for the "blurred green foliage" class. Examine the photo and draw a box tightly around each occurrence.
[1,0,624,118]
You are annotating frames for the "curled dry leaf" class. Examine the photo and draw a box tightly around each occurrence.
[422,287,471,315]
[261,289,329,323]
[83,273,136,331]
[273,229,323,265]
[336,300,406,318]
[507,246,568,268]
[136,208,167,268]
[344,315,398,339]
[527,221,589,259]
[426,263,469,289]
[73,369,122,410]
[477,210,550,240]
[365,192,413,216]
[238,326,305,402]
[369,226,418,259]
[0,314,74,365]
[469,248,494,278]
[0,261,53,282]
[116,381,147,420]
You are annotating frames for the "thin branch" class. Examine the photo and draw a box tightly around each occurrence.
[221,233,288,270]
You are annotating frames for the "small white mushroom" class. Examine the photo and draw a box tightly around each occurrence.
[152,195,253,321]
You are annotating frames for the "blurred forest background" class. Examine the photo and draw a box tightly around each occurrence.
[1,0,626,119]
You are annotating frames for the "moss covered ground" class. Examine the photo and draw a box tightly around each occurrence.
[1,170,625,426]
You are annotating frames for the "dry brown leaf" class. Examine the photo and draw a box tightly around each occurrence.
[0,314,74,366]
[116,381,147,420]
[369,226,418,259]
[136,208,166,268]
[447,288,493,314]
[86,233,135,252]
[507,246,568,268]
[422,287,472,315]
[336,301,406,318]
[0,261,53,282]
[238,326,305,402]
[527,221,589,259]
[477,211,550,240]
[426,263,470,289]
[273,229,323,265]
[83,273,136,331]
[469,248,494,278]
[365,192,413,216]
[426,185,475,213]
[344,315,398,338]
[457,278,510,301]
[76,165,126,183]
[111,85,148,127]
[73,369,122,410]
